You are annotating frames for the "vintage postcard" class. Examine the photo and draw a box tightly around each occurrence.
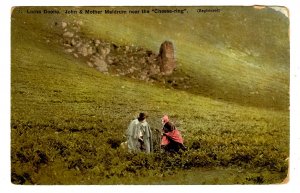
[11,6,289,185]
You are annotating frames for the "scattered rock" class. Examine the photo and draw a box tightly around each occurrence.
[128,67,135,73]
[100,47,110,57]
[139,58,146,64]
[61,22,67,29]
[95,39,101,45]
[63,31,74,38]
[80,47,88,56]
[87,61,94,67]
[76,20,83,26]
[87,47,93,55]
[107,58,114,65]
[91,57,108,72]
[58,20,177,81]
[149,64,160,74]
[75,42,82,48]
[71,39,77,46]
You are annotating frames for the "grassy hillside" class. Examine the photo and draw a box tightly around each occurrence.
[75,6,289,110]
[18,6,289,110]
[11,6,289,184]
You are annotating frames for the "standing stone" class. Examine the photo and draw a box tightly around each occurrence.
[158,41,176,75]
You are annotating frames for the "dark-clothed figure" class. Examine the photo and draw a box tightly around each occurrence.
[160,115,186,153]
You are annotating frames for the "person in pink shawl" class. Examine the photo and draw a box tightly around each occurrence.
[160,115,187,152]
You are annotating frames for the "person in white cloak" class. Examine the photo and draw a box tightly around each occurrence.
[126,113,153,153]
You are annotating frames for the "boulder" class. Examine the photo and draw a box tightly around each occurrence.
[100,47,110,57]
[87,47,93,55]
[92,57,108,72]
[149,64,160,75]
[87,61,94,67]
[71,39,77,46]
[65,48,73,53]
[76,20,83,26]
[81,47,88,56]
[63,31,74,38]
[95,39,101,45]
[61,21,67,29]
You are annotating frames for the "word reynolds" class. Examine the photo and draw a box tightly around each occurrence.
[197,8,221,13]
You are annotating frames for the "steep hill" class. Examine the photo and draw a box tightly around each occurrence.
[11,6,289,184]
[74,6,289,110]
[15,6,289,110]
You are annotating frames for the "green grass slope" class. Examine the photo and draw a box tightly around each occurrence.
[75,6,289,110]
[16,6,289,110]
[11,6,289,184]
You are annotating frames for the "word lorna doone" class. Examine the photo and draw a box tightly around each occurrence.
[26,9,60,14]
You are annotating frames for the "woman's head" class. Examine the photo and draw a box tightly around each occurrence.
[161,115,169,124]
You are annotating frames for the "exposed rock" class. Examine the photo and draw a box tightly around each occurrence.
[140,74,147,80]
[71,39,77,46]
[100,47,110,57]
[149,64,160,75]
[61,22,67,29]
[58,20,178,80]
[63,43,71,47]
[91,57,108,72]
[63,31,74,38]
[158,41,176,75]
[81,47,88,56]
[76,20,83,26]
[106,47,111,55]
[95,39,101,45]
[87,61,94,67]
[75,42,82,48]
[129,56,134,62]
[73,27,80,33]
[139,58,146,64]
[87,47,93,55]
[107,57,114,65]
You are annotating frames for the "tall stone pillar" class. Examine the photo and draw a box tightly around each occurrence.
[158,41,176,75]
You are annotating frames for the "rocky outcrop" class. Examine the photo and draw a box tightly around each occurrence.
[54,20,177,81]
[158,41,176,75]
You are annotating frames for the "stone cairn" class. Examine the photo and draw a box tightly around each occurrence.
[54,20,176,82]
